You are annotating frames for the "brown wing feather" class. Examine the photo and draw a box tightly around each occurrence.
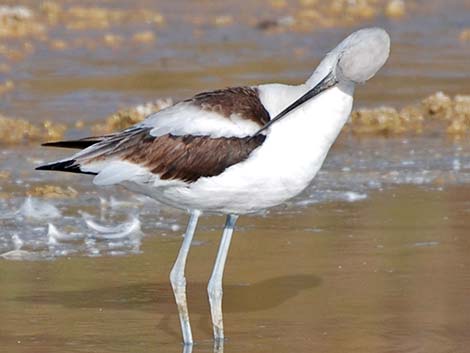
[188,86,271,126]
[83,128,265,183]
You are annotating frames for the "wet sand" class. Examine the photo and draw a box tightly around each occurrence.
[1,185,470,353]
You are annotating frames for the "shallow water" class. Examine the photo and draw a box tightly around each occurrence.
[1,135,469,260]
[1,185,470,353]
[1,0,470,352]
[1,136,470,352]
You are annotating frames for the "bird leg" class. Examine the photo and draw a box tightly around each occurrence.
[182,343,193,353]
[170,210,201,345]
[207,214,239,343]
[213,339,225,353]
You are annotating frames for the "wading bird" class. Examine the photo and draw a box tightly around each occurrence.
[37,27,390,346]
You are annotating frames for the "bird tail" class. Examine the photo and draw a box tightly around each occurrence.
[41,139,101,149]
[35,159,97,175]
[35,136,108,175]
[40,133,114,149]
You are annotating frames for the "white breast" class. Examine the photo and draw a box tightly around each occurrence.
[159,82,354,214]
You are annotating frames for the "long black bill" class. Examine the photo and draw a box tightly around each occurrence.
[255,71,338,136]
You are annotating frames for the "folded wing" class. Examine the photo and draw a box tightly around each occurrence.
[37,86,270,186]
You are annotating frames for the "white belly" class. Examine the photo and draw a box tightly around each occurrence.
[135,84,354,214]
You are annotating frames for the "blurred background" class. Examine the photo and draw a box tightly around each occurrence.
[0,1,469,352]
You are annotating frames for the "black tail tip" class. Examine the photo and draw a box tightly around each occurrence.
[35,159,96,175]
[41,140,100,149]
[35,159,79,172]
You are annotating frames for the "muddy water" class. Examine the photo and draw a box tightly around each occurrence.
[1,0,470,352]
[1,186,470,353]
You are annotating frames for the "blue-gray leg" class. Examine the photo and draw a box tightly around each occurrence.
[170,210,201,345]
[207,214,239,343]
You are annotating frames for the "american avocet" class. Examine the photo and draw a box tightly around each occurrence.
[37,27,390,345]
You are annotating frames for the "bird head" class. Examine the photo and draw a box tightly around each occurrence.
[305,27,391,89]
[333,27,390,84]
[256,28,390,135]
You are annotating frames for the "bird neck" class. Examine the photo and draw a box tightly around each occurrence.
[305,52,337,89]
[258,80,355,177]
[266,81,354,141]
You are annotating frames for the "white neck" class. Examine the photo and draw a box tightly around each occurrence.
[305,51,338,88]
[254,79,355,194]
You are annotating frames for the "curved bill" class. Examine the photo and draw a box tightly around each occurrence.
[255,72,338,135]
